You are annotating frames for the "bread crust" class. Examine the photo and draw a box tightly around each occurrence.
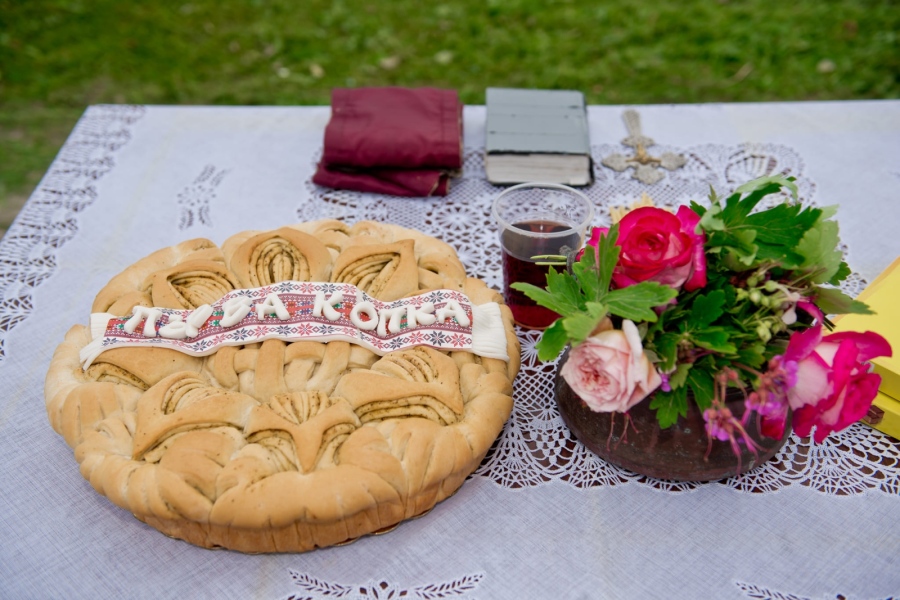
[45,221,519,553]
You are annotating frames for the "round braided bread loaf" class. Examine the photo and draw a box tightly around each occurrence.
[45,220,519,553]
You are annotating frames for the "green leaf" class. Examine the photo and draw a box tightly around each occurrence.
[814,286,874,315]
[753,242,805,268]
[685,367,715,411]
[796,219,844,284]
[605,282,677,322]
[828,261,852,286]
[732,175,798,205]
[723,228,759,266]
[594,223,620,292]
[570,225,620,305]
[652,332,681,372]
[561,303,608,345]
[689,200,707,218]
[729,187,767,222]
[746,203,821,248]
[736,341,768,370]
[707,176,798,265]
[691,327,737,353]
[698,202,725,232]
[707,226,758,266]
[535,319,569,361]
[545,267,585,313]
[510,281,573,317]
[817,205,839,220]
[650,387,687,429]
[688,290,725,328]
[571,242,603,303]
[668,362,691,390]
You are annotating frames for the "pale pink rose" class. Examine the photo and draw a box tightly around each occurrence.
[784,321,891,443]
[560,320,662,413]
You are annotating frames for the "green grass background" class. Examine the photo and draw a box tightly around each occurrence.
[2,0,898,235]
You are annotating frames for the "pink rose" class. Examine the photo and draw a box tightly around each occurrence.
[784,322,892,443]
[612,206,707,291]
[560,320,662,412]
[574,227,603,263]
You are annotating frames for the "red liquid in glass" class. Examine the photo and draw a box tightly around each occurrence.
[501,220,580,329]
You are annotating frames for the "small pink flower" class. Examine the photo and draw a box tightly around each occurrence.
[704,405,738,442]
[784,322,892,443]
[703,403,763,472]
[560,320,662,413]
[745,354,798,440]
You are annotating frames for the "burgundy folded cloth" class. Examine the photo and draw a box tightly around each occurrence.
[312,87,462,197]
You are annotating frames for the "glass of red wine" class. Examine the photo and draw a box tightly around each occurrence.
[492,182,594,329]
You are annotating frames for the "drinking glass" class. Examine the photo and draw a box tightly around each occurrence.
[492,182,594,329]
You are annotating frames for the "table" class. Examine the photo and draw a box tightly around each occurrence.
[1,101,899,599]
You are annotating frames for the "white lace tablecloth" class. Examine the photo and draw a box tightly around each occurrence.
[2,101,899,599]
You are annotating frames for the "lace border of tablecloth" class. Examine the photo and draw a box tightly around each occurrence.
[0,104,146,360]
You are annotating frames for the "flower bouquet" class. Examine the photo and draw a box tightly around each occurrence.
[513,176,892,479]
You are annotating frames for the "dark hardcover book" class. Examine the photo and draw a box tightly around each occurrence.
[485,87,592,186]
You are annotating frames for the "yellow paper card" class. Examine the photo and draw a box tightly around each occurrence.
[832,256,900,422]
[861,391,900,440]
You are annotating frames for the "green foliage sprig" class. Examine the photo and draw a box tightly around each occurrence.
[512,176,871,429]
[511,224,677,361]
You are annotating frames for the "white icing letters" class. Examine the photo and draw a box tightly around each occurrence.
[350,301,378,331]
[256,293,290,320]
[187,304,214,331]
[156,304,213,339]
[377,306,406,336]
[79,283,507,371]
[313,291,343,321]
[436,299,470,327]
[221,296,253,327]
[407,302,436,327]
[118,293,469,343]
[124,306,162,337]
[158,315,188,339]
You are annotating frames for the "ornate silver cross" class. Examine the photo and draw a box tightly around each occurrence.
[601,109,686,185]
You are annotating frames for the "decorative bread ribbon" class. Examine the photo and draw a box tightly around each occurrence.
[80,281,509,368]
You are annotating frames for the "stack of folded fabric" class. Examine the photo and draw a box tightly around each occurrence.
[313,87,463,197]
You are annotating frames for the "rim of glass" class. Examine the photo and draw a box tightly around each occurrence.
[491,182,595,238]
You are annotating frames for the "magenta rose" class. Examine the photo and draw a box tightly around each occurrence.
[575,226,603,263]
[560,320,662,413]
[784,322,892,442]
[611,205,707,291]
